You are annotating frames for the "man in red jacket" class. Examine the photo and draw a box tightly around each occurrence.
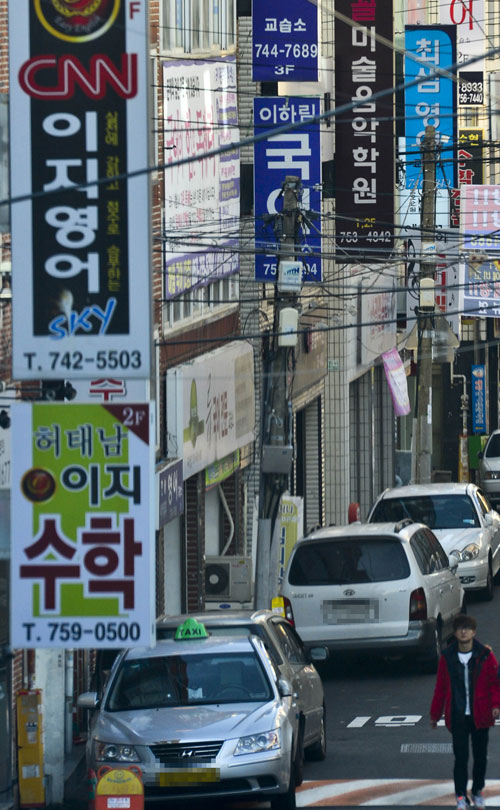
[430,614,500,810]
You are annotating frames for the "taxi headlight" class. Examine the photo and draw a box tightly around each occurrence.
[451,544,480,562]
[94,741,140,762]
[484,471,500,480]
[234,729,281,756]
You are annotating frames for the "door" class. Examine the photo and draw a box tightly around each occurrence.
[270,618,322,746]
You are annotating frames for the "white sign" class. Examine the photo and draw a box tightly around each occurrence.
[440,0,485,66]
[162,57,240,299]
[347,266,397,376]
[166,342,255,480]
[10,403,155,648]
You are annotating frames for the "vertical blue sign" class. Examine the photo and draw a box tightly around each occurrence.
[254,97,321,283]
[471,365,486,434]
[404,26,456,189]
[252,0,318,82]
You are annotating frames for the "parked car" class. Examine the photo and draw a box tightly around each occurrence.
[155,609,327,762]
[368,482,500,600]
[279,520,465,672]
[478,430,500,508]
[79,619,303,809]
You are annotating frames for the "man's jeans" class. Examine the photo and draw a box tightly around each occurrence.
[452,714,489,796]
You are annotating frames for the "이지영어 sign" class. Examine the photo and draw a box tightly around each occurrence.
[8,0,151,379]
[10,403,155,648]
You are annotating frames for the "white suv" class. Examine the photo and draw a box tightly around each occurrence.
[279,521,465,672]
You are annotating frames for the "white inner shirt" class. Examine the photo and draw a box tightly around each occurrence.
[458,651,473,714]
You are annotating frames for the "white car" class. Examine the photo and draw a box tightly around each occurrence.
[478,430,500,509]
[279,521,465,672]
[368,483,500,600]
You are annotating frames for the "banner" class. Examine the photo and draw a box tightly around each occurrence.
[382,348,411,417]
[461,185,500,249]
[450,130,484,227]
[9,0,151,379]
[10,403,155,648]
[404,26,456,190]
[254,97,321,282]
[471,365,486,433]
[163,57,239,298]
[334,0,394,259]
[166,341,255,480]
[252,0,318,81]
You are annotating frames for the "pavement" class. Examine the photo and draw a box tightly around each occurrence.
[62,745,88,810]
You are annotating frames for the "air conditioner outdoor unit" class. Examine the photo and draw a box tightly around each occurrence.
[205,556,253,602]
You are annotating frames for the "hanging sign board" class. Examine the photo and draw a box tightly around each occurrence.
[10,402,155,648]
[9,0,151,379]
[253,97,321,283]
[252,0,318,81]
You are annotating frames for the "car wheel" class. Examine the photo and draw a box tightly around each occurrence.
[305,703,327,761]
[482,559,494,601]
[420,623,441,674]
[271,756,296,810]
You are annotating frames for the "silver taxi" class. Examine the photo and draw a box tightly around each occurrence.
[79,619,302,809]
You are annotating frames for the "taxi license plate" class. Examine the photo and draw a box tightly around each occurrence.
[157,768,220,786]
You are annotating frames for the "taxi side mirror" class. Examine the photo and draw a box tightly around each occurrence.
[77,691,100,710]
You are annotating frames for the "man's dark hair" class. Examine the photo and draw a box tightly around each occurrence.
[453,613,477,632]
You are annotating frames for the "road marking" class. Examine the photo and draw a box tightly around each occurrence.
[292,779,500,806]
[347,714,446,727]
[347,716,371,728]
[401,742,453,753]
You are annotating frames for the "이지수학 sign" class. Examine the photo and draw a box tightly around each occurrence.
[10,403,155,648]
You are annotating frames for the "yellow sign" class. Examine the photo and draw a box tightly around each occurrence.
[96,768,143,796]
[16,690,45,808]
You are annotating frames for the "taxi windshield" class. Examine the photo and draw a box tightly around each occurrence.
[107,651,273,710]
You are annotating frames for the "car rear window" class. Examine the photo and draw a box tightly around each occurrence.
[370,494,480,529]
[486,434,500,458]
[287,538,410,586]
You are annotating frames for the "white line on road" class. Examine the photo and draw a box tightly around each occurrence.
[295,779,500,806]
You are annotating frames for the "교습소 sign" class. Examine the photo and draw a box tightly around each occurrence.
[10,403,155,648]
[252,0,318,81]
[9,0,151,379]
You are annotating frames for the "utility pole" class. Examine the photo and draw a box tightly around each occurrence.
[254,176,302,609]
[414,125,437,484]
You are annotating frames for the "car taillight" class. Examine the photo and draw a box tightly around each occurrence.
[282,596,295,626]
[409,588,427,620]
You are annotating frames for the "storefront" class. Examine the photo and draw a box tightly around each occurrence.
[165,341,255,609]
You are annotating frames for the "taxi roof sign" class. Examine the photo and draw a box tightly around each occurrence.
[174,618,209,640]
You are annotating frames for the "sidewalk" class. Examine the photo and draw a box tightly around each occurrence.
[62,744,87,810]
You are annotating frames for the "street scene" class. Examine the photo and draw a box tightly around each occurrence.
[2,1,500,810]
[61,592,500,809]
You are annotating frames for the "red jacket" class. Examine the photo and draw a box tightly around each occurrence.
[430,639,500,730]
